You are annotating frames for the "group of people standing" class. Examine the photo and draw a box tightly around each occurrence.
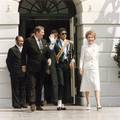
[6,25,75,111]
[6,25,102,112]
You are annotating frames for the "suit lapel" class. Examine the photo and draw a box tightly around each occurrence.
[31,36,41,52]
[42,39,46,48]
[32,36,48,54]
[13,45,21,58]
[58,40,62,48]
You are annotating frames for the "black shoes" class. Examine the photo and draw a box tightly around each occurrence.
[13,105,21,109]
[36,106,43,111]
[61,107,66,110]
[41,101,47,106]
[30,104,44,111]
[57,107,67,111]
[21,104,28,108]
[41,101,44,106]
[13,105,27,109]
[30,104,36,111]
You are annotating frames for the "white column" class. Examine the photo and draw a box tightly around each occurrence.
[0,0,19,107]
[74,0,120,106]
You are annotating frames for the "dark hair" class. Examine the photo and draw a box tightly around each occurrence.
[34,25,44,33]
[51,29,58,34]
[58,27,67,34]
[15,35,23,41]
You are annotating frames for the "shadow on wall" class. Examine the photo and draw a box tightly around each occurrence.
[94,0,120,106]
[95,0,120,52]
[91,0,120,72]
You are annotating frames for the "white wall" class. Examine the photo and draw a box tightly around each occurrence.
[0,0,120,107]
[74,0,120,106]
[0,0,19,107]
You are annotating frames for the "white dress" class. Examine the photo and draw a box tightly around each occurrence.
[79,43,100,92]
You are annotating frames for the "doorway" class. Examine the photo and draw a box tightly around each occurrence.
[19,0,78,104]
[22,19,70,39]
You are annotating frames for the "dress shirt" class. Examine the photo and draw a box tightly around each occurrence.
[16,44,23,53]
[60,39,70,60]
[34,35,43,49]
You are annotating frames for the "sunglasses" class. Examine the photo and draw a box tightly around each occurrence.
[61,32,67,35]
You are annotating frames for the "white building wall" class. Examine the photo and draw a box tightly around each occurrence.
[0,0,120,107]
[74,0,120,106]
[0,0,19,107]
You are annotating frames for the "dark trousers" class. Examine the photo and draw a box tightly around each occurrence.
[44,64,58,103]
[63,62,71,103]
[10,75,26,107]
[29,72,44,106]
[25,72,31,105]
[50,56,58,103]
[57,61,71,101]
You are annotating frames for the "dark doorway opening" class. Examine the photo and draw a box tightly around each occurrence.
[20,19,71,104]
[19,0,79,105]
[20,19,70,39]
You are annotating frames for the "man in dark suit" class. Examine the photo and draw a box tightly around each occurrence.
[48,30,59,105]
[54,28,75,110]
[6,36,26,108]
[21,25,51,111]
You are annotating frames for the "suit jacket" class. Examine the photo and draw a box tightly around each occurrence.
[21,36,50,73]
[6,45,25,77]
[54,39,74,63]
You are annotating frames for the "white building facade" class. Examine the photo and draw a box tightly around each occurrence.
[0,0,120,107]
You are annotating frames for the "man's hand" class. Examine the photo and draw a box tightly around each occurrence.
[22,65,26,73]
[70,59,75,69]
[80,69,84,76]
[47,58,52,66]
[49,34,56,42]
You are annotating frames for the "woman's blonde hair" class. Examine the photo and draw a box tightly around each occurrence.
[85,30,96,39]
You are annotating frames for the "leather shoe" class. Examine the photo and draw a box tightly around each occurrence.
[13,106,21,109]
[30,104,36,111]
[61,107,67,110]
[57,107,61,111]
[41,101,44,106]
[61,104,67,110]
[36,106,43,111]
[21,104,28,108]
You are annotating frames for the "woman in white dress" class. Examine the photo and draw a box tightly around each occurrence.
[79,31,102,110]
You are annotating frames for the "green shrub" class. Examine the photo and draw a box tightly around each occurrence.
[114,41,120,78]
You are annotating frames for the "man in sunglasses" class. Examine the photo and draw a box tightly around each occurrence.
[54,27,75,110]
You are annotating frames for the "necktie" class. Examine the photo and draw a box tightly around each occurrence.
[39,40,43,49]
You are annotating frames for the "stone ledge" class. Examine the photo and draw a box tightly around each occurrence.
[0,13,19,24]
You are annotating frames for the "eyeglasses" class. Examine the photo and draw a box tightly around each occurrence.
[61,32,67,35]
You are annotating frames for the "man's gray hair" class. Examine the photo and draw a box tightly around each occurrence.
[34,25,44,33]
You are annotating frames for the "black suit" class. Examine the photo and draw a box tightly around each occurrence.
[54,39,74,102]
[6,45,26,108]
[21,36,50,106]
[47,40,58,103]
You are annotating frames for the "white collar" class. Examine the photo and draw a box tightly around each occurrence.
[16,44,23,52]
[34,35,39,41]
